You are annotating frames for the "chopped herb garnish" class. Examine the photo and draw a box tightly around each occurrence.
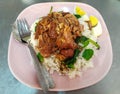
[49,6,53,13]
[74,14,81,19]
[82,49,94,60]
[37,52,44,62]
[35,24,37,32]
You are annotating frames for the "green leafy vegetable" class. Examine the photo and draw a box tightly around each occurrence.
[74,14,81,19]
[75,36,89,47]
[37,52,44,62]
[75,36,81,44]
[75,36,100,49]
[88,39,100,49]
[73,49,80,58]
[79,36,88,43]
[65,58,76,68]
[82,49,94,60]
[64,49,80,69]
[67,62,76,69]
[83,40,89,48]
[79,36,89,47]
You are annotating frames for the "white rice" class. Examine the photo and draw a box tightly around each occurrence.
[29,13,101,79]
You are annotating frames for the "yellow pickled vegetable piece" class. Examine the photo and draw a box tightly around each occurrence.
[89,16,98,27]
[75,6,86,16]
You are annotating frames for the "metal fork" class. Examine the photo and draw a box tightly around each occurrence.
[16,19,55,93]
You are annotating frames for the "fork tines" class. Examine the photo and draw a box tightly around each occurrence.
[17,19,30,38]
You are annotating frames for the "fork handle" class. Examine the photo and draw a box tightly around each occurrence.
[27,44,55,90]
[27,44,49,93]
[41,62,55,89]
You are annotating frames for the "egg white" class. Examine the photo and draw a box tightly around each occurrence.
[92,22,102,37]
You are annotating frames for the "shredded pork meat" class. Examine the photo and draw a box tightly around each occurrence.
[34,12,84,60]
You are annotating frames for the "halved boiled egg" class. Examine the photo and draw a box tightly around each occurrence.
[92,22,102,37]
[89,15,98,27]
[75,6,86,16]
